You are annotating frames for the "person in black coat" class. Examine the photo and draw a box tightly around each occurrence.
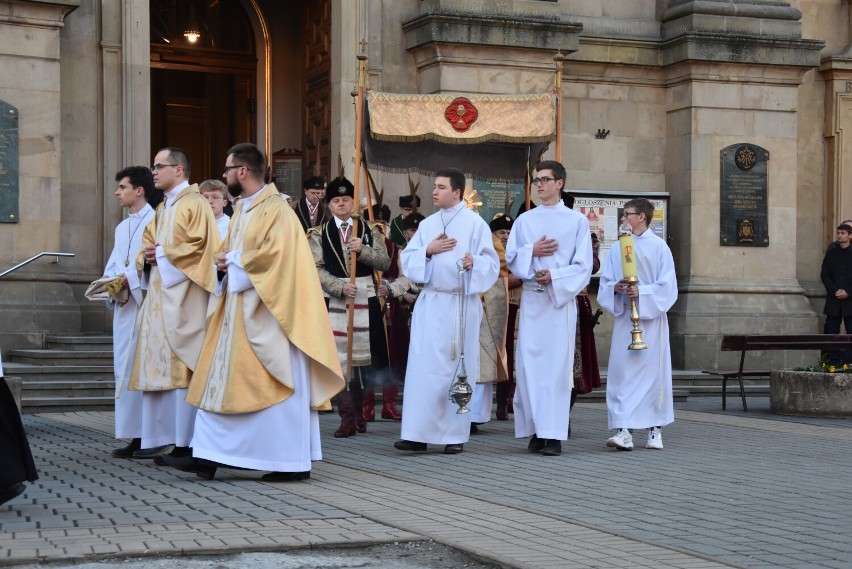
[0,367,38,507]
[821,223,852,362]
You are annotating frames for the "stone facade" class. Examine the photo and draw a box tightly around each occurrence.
[0,0,848,371]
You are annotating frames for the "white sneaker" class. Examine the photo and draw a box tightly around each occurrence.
[606,429,633,451]
[646,427,663,450]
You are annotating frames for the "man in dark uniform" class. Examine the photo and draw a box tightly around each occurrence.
[822,223,852,363]
[296,176,329,232]
[389,194,420,247]
[308,177,391,437]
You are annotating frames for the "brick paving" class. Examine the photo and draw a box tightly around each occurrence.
[1,399,850,568]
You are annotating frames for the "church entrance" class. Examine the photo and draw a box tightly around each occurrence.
[149,0,258,182]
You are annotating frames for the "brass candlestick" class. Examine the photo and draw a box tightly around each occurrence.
[626,275,648,350]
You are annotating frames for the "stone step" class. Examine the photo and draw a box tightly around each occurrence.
[578,389,690,402]
[45,334,113,351]
[2,362,114,381]
[7,349,114,366]
[22,396,114,414]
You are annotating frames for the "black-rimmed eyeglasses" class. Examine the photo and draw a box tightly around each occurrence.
[222,165,244,175]
[151,163,178,172]
[532,176,558,185]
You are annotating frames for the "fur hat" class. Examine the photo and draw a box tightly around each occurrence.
[303,176,326,191]
[399,195,421,209]
[400,212,425,232]
[325,176,354,202]
[489,213,513,233]
[368,204,392,222]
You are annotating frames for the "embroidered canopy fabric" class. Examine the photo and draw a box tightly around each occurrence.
[363,91,555,183]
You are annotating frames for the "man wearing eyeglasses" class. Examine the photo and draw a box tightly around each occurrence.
[129,147,221,466]
[167,143,344,481]
[598,198,677,451]
[505,160,593,457]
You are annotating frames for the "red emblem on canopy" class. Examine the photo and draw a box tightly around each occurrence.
[444,97,478,132]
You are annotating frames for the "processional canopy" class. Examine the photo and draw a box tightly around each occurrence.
[363,91,556,183]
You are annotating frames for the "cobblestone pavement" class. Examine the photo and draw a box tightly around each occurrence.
[1,398,850,569]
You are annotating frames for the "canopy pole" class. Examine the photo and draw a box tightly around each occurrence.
[346,49,368,380]
[554,51,565,163]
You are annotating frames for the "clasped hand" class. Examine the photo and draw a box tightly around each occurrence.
[615,278,639,298]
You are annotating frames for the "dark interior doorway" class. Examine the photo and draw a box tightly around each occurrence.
[150,0,256,183]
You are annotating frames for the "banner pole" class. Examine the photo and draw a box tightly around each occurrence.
[346,49,368,380]
[554,51,565,163]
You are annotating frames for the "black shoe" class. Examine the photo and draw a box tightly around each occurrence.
[527,435,545,453]
[542,439,562,456]
[160,455,217,480]
[443,443,464,454]
[261,471,310,482]
[0,482,26,506]
[111,438,142,458]
[153,446,191,466]
[132,445,171,459]
[394,439,427,452]
[470,424,479,434]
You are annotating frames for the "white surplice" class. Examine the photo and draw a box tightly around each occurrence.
[103,204,154,438]
[598,229,677,430]
[399,201,500,445]
[190,190,321,471]
[506,203,593,441]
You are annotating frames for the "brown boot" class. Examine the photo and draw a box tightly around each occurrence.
[363,388,376,423]
[352,381,367,433]
[381,384,402,420]
[334,390,357,438]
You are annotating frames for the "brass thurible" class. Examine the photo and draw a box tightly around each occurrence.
[626,275,648,350]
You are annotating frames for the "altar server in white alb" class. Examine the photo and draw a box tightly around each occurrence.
[505,160,593,457]
[598,197,677,451]
[104,167,159,458]
[394,168,500,455]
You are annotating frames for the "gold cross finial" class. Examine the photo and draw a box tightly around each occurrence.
[359,38,368,53]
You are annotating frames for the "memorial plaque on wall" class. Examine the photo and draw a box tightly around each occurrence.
[271,149,302,199]
[720,143,769,246]
[0,101,19,223]
[470,178,525,225]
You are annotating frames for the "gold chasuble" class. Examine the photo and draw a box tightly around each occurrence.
[186,184,345,414]
[130,184,220,392]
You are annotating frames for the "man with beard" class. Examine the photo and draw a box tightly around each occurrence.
[167,143,344,480]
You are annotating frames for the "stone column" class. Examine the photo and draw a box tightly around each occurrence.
[0,0,80,350]
[661,1,825,369]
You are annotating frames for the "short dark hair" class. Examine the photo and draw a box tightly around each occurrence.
[226,143,266,178]
[435,168,465,197]
[838,224,852,233]
[623,197,654,223]
[159,147,191,178]
[115,166,156,202]
[536,160,566,181]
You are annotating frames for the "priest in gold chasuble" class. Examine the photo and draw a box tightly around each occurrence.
[129,147,220,456]
[180,144,344,481]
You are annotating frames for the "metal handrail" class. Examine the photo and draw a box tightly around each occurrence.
[0,252,75,279]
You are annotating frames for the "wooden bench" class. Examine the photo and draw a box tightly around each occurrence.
[703,334,852,411]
